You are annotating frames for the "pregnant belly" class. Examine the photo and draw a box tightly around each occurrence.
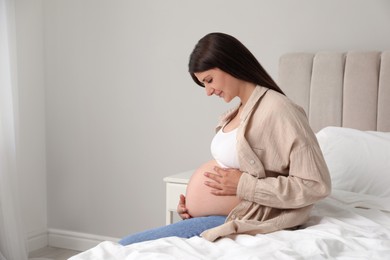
[185,160,241,218]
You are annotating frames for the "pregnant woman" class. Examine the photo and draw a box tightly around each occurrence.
[119,32,331,245]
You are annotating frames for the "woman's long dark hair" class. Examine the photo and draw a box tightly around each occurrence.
[188,32,285,95]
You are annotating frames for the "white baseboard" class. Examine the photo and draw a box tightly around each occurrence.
[27,229,49,253]
[48,229,120,252]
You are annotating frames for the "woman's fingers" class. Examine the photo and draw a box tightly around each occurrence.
[204,180,221,190]
[181,213,191,219]
[177,194,192,219]
[204,167,242,196]
[179,194,186,205]
[203,171,222,183]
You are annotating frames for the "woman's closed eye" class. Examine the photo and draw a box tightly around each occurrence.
[203,77,213,84]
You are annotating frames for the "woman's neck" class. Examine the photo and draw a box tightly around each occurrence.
[238,82,256,108]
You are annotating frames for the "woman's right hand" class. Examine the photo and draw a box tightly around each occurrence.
[177,194,192,220]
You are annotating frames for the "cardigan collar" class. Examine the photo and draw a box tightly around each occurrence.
[240,86,269,123]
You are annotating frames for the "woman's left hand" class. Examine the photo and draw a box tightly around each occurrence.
[204,167,243,196]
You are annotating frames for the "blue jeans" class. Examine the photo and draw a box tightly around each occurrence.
[119,216,226,246]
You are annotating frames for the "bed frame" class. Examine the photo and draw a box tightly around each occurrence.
[278,51,390,132]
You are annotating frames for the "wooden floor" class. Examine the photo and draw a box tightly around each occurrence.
[29,247,81,260]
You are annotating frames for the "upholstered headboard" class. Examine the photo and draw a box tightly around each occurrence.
[278,51,390,132]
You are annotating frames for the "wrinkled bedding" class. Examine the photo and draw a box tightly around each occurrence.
[70,190,390,259]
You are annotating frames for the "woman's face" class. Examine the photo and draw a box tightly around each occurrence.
[194,68,241,103]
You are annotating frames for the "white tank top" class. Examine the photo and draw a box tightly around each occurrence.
[210,127,240,168]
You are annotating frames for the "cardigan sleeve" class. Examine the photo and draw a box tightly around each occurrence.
[237,142,331,209]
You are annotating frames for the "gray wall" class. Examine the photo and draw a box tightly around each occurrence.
[15,0,47,247]
[15,0,390,241]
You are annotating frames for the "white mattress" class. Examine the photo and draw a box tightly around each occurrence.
[70,190,390,259]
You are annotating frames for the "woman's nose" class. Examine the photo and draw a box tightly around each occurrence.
[205,86,214,96]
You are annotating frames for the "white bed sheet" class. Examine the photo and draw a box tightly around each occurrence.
[70,190,390,260]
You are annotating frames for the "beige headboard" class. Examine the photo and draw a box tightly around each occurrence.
[278,51,390,132]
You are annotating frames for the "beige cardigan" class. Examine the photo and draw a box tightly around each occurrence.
[201,86,331,241]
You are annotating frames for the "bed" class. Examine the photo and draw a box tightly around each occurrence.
[70,51,390,259]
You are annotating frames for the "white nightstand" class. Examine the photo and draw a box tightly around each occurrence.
[163,170,193,225]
